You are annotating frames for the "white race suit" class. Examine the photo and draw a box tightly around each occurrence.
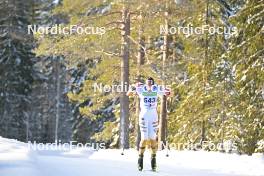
[135,84,165,140]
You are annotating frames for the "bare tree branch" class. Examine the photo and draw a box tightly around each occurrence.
[105,27,121,32]
[95,49,121,57]
[105,21,124,27]
[87,11,122,20]
[127,35,150,64]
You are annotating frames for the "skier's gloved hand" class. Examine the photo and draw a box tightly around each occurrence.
[131,86,136,91]
[165,88,171,96]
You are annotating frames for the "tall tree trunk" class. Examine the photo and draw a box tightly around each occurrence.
[119,6,130,149]
[26,114,29,141]
[135,12,145,150]
[55,57,61,142]
[201,0,210,144]
[158,5,169,150]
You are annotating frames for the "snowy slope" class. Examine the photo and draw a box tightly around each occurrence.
[0,137,264,176]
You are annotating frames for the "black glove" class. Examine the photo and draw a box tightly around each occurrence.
[131,86,136,91]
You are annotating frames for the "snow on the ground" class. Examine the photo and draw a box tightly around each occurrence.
[0,137,264,176]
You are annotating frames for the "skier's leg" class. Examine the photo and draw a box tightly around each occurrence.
[149,114,158,155]
[139,139,147,155]
[148,137,158,171]
[149,111,159,171]
[151,153,157,171]
[138,139,148,171]
[138,115,148,171]
[139,117,148,155]
[150,139,157,155]
[138,153,144,171]
[139,112,149,154]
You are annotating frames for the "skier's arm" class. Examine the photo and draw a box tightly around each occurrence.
[158,85,172,97]
[164,88,171,97]
[127,89,136,97]
[127,82,143,97]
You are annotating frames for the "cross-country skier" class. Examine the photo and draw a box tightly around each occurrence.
[127,77,170,171]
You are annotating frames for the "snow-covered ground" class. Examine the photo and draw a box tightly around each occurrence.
[0,137,264,176]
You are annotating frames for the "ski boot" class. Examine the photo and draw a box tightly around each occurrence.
[138,154,144,171]
[151,154,157,171]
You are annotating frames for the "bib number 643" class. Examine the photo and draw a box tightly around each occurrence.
[144,97,155,103]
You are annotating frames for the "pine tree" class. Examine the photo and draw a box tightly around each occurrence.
[227,0,264,154]
[167,0,238,149]
[0,0,35,141]
[27,0,73,143]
